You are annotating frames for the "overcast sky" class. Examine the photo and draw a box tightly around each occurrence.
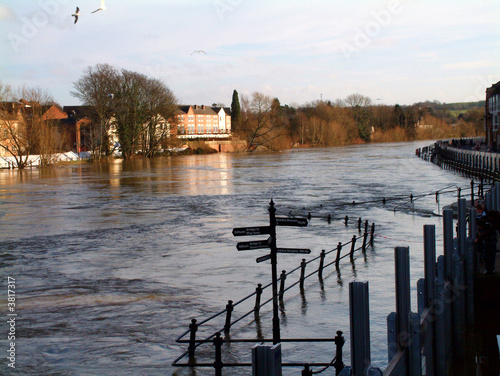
[1,0,499,107]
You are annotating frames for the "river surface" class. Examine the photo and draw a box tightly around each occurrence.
[0,141,474,375]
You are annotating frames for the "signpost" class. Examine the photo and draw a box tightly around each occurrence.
[256,254,272,263]
[232,200,309,345]
[236,238,271,251]
[276,248,311,254]
[275,217,308,227]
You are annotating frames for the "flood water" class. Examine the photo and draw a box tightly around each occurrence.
[0,141,474,375]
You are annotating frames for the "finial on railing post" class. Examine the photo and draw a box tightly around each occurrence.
[224,300,233,334]
[334,330,345,376]
[188,318,198,357]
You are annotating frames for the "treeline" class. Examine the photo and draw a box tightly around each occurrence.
[232,92,485,151]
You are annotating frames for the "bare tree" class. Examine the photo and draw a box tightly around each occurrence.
[241,92,289,151]
[72,64,119,159]
[72,65,178,159]
[0,85,61,168]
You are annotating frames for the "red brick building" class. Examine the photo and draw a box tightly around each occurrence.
[485,81,500,151]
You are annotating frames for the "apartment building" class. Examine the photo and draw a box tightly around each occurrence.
[176,105,231,139]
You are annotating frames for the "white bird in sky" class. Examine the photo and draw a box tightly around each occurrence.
[92,0,106,13]
[191,50,207,55]
[72,7,80,24]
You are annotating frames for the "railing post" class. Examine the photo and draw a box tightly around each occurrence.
[358,218,362,232]
[279,270,287,300]
[213,332,223,376]
[302,364,313,376]
[300,259,306,289]
[369,224,375,246]
[470,179,475,205]
[345,215,349,226]
[362,231,368,253]
[334,330,345,376]
[188,318,198,358]
[224,300,233,334]
[334,242,342,267]
[254,284,263,315]
[318,249,326,278]
[350,235,357,261]
[364,220,368,234]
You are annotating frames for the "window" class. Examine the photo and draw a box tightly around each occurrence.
[188,124,194,134]
[213,124,218,133]
[199,124,204,134]
[188,115,194,122]
[178,125,185,135]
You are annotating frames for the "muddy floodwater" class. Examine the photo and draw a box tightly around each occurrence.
[0,141,473,375]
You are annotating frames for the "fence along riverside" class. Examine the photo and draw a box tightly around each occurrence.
[417,138,500,181]
[172,200,376,375]
[172,183,494,375]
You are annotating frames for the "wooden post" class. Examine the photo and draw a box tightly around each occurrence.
[345,215,349,226]
[334,243,342,267]
[358,218,362,232]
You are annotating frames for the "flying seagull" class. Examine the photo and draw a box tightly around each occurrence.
[92,0,106,13]
[191,50,207,55]
[72,7,80,23]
